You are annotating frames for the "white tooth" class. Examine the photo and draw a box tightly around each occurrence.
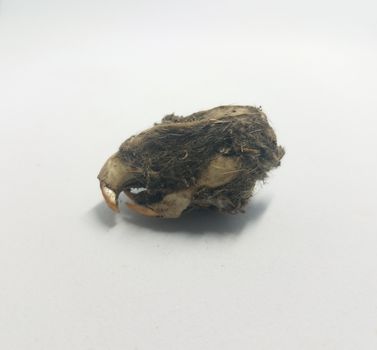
[100,182,119,212]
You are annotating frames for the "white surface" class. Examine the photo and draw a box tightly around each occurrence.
[1,1,377,349]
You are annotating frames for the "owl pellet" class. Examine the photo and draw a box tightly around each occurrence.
[98,105,285,218]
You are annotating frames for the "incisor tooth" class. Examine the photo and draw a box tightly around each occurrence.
[100,182,120,212]
[98,154,141,212]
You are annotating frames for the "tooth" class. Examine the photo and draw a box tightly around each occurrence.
[97,153,140,212]
[100,181,120,212]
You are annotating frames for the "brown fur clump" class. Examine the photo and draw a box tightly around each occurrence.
[98,105,285,218]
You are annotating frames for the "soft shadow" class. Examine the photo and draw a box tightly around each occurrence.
[90,202,117,229]
[121,196,272,235]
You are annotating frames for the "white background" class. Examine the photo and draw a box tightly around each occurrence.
[1,1,377,349]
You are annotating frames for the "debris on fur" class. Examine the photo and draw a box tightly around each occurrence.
[98,105,285,218]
